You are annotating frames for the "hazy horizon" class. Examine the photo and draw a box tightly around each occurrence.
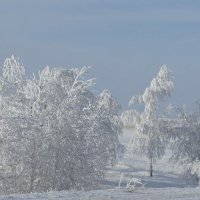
[0,0,200,111]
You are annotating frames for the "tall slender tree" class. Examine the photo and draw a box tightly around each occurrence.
[129,65,174,176]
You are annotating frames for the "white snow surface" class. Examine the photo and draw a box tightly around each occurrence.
[1,128,200,200]
[1,188,200,200]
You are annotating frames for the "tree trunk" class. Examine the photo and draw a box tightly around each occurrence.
[150,156,153,177]
[52,151,59,190]
[29,140,36,193]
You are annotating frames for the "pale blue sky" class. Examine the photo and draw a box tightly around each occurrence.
[0,0,200,110]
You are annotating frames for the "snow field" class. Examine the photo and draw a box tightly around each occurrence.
[0,128,199,199]
[1,188,200,200]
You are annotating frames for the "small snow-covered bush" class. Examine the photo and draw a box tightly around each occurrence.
[126,177,144,192]
[187,159,200,186]
[118,173,145,192]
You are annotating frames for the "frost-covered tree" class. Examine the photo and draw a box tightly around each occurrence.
[0,56,123,194]
[120,110,139,128]
[97,89,124,165]
[2,54,25,83]
[129,65,174,176]
[166,105,200,185]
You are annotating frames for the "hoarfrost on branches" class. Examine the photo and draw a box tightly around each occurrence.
[0,55,122,194]
[129,65,174,176]
[2,55,25,83]
[166,105,200,185]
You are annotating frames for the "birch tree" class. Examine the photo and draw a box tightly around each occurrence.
[129,65,173,176]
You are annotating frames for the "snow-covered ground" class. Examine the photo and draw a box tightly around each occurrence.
[0,128,199,200]
[103,128,188,188]
[1,188,200,200]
